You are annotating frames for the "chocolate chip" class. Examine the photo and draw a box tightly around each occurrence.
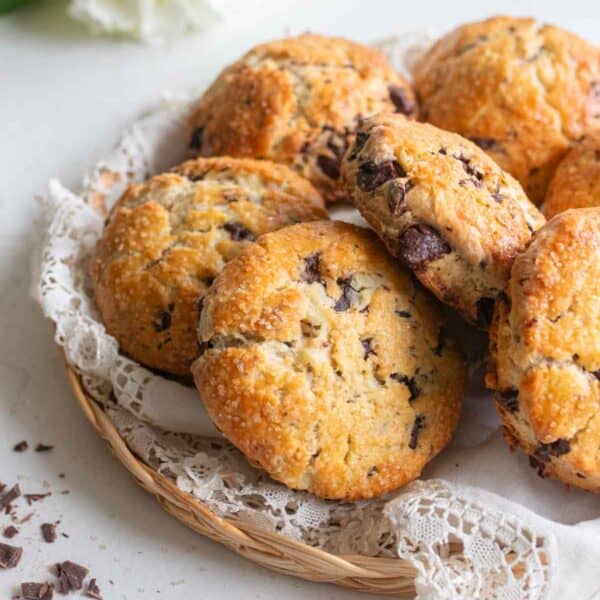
[35,444,53,452]
[497,388,519,412]
[152,310,171,332]
[469,136,498,150]
[317,154,341,180]
[41,523,57,543]
[197,339,214,355]
[592,370,600,381]
[529,455,546,478]
[333,277,358,312]
[433,327,446,356]
[357,160,405,192]
[3,526,18,539]
[25,493,50,505]
[13,440,28,452]
[361,338,377,360]
[367,466,378,477]
[388,85,416,115]
[491,192,505,203]
[534,439,571,462]
[223,221,255,242]
[397,224,451,271]
[456,154,484,182]
[475,297,495,329]
[395,310,411,318]
[409,415,425,450]
[22,582,53,600]
[301,253,322,284]
[56,561,89,593]
[0,542,22,568]
[348,131,369,160]
[189,126,204,150]
[387,179,414,214]
[86,579,103,599]
[0,484,20,512]
[390,373,421,402]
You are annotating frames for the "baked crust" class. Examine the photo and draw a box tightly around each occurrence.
[414,16,600,204]
[188,34,417,202]
[90,157,326,376]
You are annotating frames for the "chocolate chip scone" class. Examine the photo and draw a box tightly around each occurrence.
[90,157,326,377]
[487,209,600,492]
[188,34,417,203]
[192,221,466,500]
[542,132,600,218]
[414,16,600,204]
[342,113,545,328]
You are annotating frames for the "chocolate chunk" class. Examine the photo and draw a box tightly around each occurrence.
[223,222,255,242]
[409,415,426,450]
[25,493,50,505]
[333,276,358,312]
[475,297,495,329]
[535,439,571,462]
[395,309,411,318]
[387,179,414,214]
[86,579,103,599]
[456,155,484,182]
[3,526,18,539]
[0,484,21,512]
[35,444,53,452]
[317,154,341,180]
[390,373,421,402]
[13,440,28,452]
[57,561,89,593]
[497,388,519,412]
[388,85,416,115]
[152,310,171,332]
[22,582,53,600]
[197,339,214,355]
[469,136,498,150]
[397,224,451,271]
[348,131,369,160]
[357,160,405,192]
[301,253,322,284]
[41,523,57,543]
[0,542,22,568]
[592,370,600,380]
[361,338,377,360]
[529,455,546,478]
[189,127,204,151]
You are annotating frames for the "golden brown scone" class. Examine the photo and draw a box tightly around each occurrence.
[342,113,545,328]
[90,157,326,376]
[192,221,466,500]
[188,34,417,203]
[487,208,600,493]
[542,132,600,218]
[414,16,600,204]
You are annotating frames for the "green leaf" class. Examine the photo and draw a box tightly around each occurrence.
[0,0,31,15]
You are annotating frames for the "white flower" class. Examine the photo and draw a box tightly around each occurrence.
[68,0,226,43]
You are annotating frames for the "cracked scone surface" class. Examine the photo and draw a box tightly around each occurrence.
[342,113,545,329]
[90,157,326,376]
[414,16,600,204]
[543,133,600,219]
[188,34,417,203]
[488,209,600,493]
[192,221,466,500]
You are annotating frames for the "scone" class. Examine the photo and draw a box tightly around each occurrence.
[342,113,545,328]
[414,16,600,204]
[192,221,466,500]
[487,209,600,492]
[542,133,600,218]
[90,157,326,376]
[188,34,417,203]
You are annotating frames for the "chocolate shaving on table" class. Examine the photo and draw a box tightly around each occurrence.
[21,582,53,600]
[0,484,21,512]
[3,526,18,539]
[18,512,35,524]
[86,578,103,599]
[35,444,54,452]
[41,523,57,543]
[0,542,23,568]
[56,561,89,592]
[13,440,28,452]
[25,492,51,505]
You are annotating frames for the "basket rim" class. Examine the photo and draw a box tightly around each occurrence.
[64,363,418,597]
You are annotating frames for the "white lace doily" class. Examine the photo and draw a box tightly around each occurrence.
[31,33,563,600]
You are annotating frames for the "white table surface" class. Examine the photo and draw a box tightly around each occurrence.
[0,1,598,598]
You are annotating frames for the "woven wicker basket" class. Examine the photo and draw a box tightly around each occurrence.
[65,366,419,597]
